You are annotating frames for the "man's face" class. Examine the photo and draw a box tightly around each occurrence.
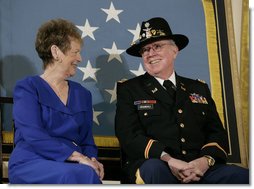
[140,39,178,80]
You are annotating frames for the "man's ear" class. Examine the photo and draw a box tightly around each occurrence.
[172,46,179,59]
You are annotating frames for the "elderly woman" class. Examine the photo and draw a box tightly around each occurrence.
[8,19,104,184]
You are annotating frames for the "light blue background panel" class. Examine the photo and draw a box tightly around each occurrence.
[0,0,209,136]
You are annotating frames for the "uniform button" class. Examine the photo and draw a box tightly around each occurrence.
[180,123,185,128]
[202,112,205,115]
[178,109,183,114]
[181,138,185,143]
[182,150,186,155]
[144,112,148,116]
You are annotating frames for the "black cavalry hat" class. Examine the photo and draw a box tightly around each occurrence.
[126,17,189,57]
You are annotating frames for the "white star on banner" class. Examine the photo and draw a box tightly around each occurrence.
[93,109,103,126]
[103,42,125,63]
[78,60,100,81]
[76,19,99,40]
[101,2,123,23]
[105,83,117,103]
[128,23,141,43]
[130,63,146,76]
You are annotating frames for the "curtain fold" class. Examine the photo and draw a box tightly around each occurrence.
[240,0,249,159]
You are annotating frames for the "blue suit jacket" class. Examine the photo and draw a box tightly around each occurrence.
[9,75,97,167]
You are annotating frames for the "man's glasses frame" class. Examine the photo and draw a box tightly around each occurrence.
[139,42,171,56]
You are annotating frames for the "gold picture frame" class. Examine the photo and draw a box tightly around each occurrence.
[202,0,248,167]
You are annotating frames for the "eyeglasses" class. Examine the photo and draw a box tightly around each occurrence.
[139,43,171,56]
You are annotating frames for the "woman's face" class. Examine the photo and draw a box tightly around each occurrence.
[58,40,82,78]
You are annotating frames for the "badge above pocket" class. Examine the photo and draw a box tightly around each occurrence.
[189,93,208,104]
[134,100,160,117]
[134,100,157,110]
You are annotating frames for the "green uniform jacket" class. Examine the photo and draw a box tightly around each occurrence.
[115,72,229,182]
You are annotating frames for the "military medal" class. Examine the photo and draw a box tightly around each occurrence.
[189,93,208,104]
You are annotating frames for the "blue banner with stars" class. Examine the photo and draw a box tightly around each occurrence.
[0,0,209,136]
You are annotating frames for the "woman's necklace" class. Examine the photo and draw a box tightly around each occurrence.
[50,83,65,97]
[41,74,69,105]
[50,82,68,105]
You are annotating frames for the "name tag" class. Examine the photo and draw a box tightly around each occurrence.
[137,104,154,110]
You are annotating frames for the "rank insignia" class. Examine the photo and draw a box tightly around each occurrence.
[197,79,206,84]
[189,93,208,104]
[117,78,128,83]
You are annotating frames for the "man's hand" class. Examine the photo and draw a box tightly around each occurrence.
[161,153,209,183]
[161,153,194,181]
[167,157,194,181]
[180,157,209,183]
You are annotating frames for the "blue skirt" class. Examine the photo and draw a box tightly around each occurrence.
[8,159,102,184]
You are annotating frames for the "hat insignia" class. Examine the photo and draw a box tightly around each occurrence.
[142,22,152,39]
[126,17,189,57]
[157,30,166,36]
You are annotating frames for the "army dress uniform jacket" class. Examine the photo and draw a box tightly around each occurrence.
[115,72,229,181]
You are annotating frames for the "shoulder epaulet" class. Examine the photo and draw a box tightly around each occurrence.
[197,79,206,84]
[117,78,128,83]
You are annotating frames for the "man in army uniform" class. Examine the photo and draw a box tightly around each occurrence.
[115,17,249,184]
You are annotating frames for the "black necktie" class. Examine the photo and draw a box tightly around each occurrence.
[163,80,176,99]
